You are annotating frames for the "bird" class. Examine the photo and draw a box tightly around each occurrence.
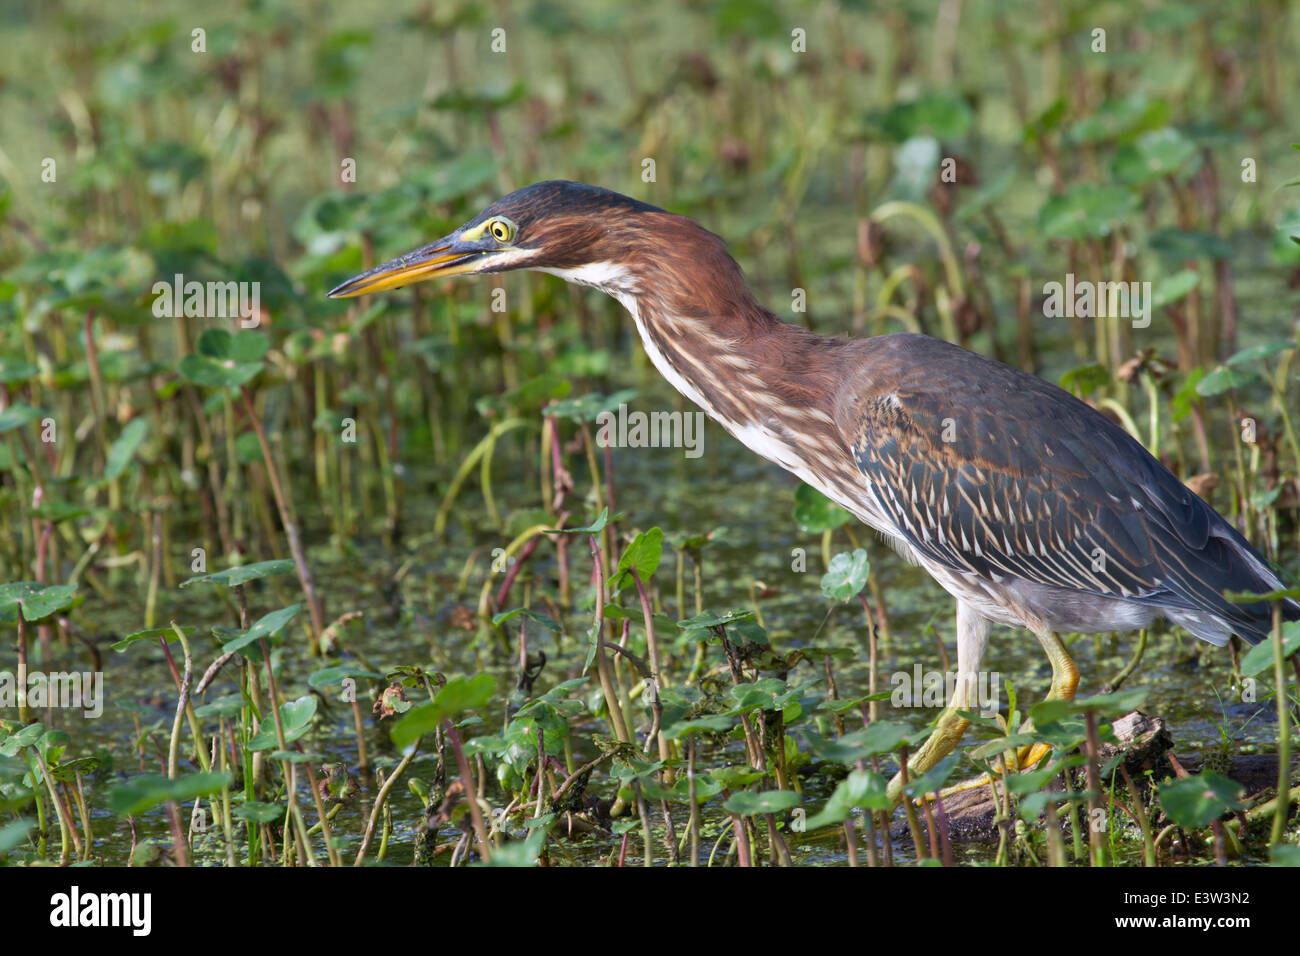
[328,180,1300,806]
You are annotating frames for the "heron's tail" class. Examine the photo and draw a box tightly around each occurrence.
[1165,525,1300,647]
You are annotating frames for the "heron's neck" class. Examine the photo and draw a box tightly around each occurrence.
[540,260,846,471]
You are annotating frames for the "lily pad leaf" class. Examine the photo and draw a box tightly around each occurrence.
[112,625,195,653]
[181,559,294,589]
[246,695,318,751]
[390,674,496,751]
[108,771,231,816]
[0,583,80,623]
[492,607,563,634]
[220,604,301,654]
[722,789,801,816]
[805,769,892,829]
[821,549,870,602]
[1158,773,1245,828]
[793,483,849,533]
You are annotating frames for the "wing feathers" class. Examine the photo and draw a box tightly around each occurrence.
[838,334,1297,645]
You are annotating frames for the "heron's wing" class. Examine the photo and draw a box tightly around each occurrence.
[835,335,1280,637]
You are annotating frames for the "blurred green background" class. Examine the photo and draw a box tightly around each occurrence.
[0,0,1297,867]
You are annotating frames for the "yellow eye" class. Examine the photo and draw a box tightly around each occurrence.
[488,219,512,243]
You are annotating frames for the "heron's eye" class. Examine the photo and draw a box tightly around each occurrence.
[488,219,513,243]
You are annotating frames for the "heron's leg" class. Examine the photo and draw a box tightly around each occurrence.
[886,602,991,808]
[1015,629,1079,769]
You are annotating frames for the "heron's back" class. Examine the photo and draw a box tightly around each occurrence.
[836,333,1299,645]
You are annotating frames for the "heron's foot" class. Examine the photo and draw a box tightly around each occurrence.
[934,771,998,801]
[892,741,1055,809]
[1014,741,1053,772]
[885,707,971,810]
[889,769,999,809]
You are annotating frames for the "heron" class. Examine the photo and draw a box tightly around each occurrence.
[328,180,1299,806]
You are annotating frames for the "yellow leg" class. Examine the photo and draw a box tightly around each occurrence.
[904,630,1081,805]
[886,706,971,807]
[1014,630,1079,769]
[886,602,989,808]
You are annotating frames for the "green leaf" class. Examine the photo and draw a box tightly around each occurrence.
[246,695,318,750]
[821,549,870,602]
[220,604,301,653]
[1269,844,1300,866]
[102,417,149,482]
[30,501,92,523]
[1195,365,1261,396]
[268,750,323,763]
[476,820,548,867]
[200,328,268,363]
[178,330,267,388]
[874,92,973,142]
[1059,363,1110,395]
[1039,185,1137,240]
[279,696,318,733]
[661,714,735,739]
[806,721,913,762]
[0,754,31,779]
[1239,621,1300,677]
[0,357,38,384]
[1111,128,1198,185]
[1272,207,1300,265]
[179,353,261,388]
[722,789,801,816]
[1031,686,1149,724]
[390,674,496,751]
[0,818,35,853]
[233,801,284,824]
[1151,270,1200,309]
[307,664,384,688]
[1066,95,1168,145]
[194,694,244,719]
[1171,369,1206,421]
[677,609,754,630]
[1158,773,1245,828]
[546,389,637,423]
[970,733,1044,761]
[546,507,620,535]
[112,625,194,653]
[726,677,800,715]
[2,722,46,752]
[492,607,563,634]
[706,766,766,791]
[0,404,46,435]
[902,754,960,797]
[1005,761,1067,796]
[1224,341,1294,367]
[0,583,45,623]
[180,558,294,588]
[108,771,231,816]
[610,527,664,590]
[1,583,80,622]
[804,769,892,829]
[644,773,724,805]
[793,483,849,533]
[1148,228,1232,261]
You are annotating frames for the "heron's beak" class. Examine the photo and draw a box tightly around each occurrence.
[327,233,487,298]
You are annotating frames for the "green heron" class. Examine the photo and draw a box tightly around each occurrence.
[329,180,1299,806]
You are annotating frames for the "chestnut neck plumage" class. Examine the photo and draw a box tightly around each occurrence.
[534,214,860,505]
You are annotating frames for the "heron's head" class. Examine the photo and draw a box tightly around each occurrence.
[327,180,678,300]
